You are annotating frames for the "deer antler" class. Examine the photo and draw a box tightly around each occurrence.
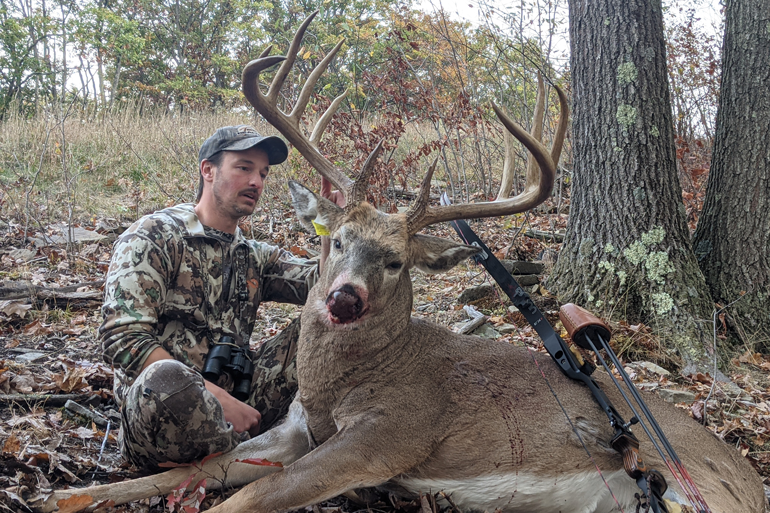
[406,83,569,235]
[241,11,354,194]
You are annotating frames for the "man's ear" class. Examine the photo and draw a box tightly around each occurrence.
[409,234,480,274]
[200,159,216,183]
[288,180,344,235]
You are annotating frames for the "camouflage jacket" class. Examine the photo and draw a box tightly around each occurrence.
[100,204,318,406]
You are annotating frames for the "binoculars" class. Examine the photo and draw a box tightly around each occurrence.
[202,336,254,401]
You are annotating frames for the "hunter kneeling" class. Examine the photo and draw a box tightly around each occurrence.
[100,125,344,469]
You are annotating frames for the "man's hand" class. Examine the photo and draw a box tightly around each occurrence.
[205,380,261,436]
[321,177,346,208]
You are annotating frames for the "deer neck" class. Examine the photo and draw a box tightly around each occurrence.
[296,272,414,437]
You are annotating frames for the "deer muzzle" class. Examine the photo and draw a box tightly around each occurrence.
[326,284,366,324]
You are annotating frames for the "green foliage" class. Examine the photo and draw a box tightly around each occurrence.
[0,0,59,117]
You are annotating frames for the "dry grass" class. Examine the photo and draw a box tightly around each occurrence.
[0,103,519,228]
[0,104,312,226]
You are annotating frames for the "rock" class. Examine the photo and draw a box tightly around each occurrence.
[48,225,107,244]
[8,248,38,262]
[658,389,697,404]
[629,361,671,377]
[508,306,520,313]
[15,351,48,363]
[472,324,500,339]
[458,284,495,303]
[501,260,545,275]
[496,323,517,334]
[416,303,436,313]
[65,400,109,428]
[513,274,539,287]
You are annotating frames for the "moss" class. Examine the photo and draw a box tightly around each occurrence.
[641,226,665,246]
[617,62,638,85]
[624,241,647,266]
[649,126,660,137]
[616,271,627,288]
[651,292,674,316]
[616,104,637,128]
[645,251,674,284]
[599,260,615,273]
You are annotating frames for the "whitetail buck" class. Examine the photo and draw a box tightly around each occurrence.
[34,12,764,513]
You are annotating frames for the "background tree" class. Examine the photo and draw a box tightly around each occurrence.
[548,0,715,372]
[692,0,770,348]
[0,0,58,116]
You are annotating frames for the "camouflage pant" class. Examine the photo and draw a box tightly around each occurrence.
[119,317,300,469]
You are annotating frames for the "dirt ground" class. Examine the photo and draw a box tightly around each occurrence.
[1,202,769,512]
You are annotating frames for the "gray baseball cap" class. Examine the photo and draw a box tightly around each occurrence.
[197,125,289,200]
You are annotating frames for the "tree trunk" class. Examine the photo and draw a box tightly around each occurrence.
[692,0,770,349]
[549,0,715,373]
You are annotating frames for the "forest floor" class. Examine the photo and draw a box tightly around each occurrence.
[1,196,769,512]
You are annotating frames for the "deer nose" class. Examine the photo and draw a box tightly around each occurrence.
[326,284,365,323]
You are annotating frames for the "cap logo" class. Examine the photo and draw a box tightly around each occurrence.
[237,125,259,135]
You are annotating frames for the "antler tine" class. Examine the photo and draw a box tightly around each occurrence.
[242,13,353,193]
[290,39,346,123]
[524,72,546,190]
[266,12,318,104]
[550,84,569,167]
[406,96,563,236]
[405,158,439,232]
[310,89,348,146]
[258,45,273,59]
[346,139,384,208]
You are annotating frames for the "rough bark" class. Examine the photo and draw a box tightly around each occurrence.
[692,0,770,349]
[549,0,714,373]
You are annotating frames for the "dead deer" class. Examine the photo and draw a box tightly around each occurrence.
[34,12,764,513]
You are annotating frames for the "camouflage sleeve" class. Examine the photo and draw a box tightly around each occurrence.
[99,216,182,380]
[251,241,319,305]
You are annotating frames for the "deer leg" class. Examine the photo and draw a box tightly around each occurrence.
[207,419,423,513]
[34,399,311,513]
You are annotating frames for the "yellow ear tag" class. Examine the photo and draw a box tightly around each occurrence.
[312,220,330,236]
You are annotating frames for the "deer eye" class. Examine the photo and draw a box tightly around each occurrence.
[386,261,403,271]
[333,239,342,250]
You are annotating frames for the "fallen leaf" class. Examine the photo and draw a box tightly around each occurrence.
[70,426,95,439]
[167,474,196,511]
[0,300,33,318]
[56,494,94,513]
[289,246,309,257]
[23,319,51,336]
[2,433,20,454]
[53,367,90,393]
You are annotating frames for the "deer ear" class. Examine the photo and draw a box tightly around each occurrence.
[288,180,344,234]
[410,234,480,274]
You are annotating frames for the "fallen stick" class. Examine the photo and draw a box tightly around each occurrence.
[0,393,94,408]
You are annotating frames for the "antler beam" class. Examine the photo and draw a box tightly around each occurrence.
[406,83,569,235]
[241,11,353,194]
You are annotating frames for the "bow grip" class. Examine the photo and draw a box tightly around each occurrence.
[611,431,649,479]
[559,303,612,350]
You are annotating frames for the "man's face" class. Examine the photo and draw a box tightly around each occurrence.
[206,147,270,220]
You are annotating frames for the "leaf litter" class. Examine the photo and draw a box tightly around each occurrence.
[1,203,769,513]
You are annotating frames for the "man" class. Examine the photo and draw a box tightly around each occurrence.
[100,125,341,469]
